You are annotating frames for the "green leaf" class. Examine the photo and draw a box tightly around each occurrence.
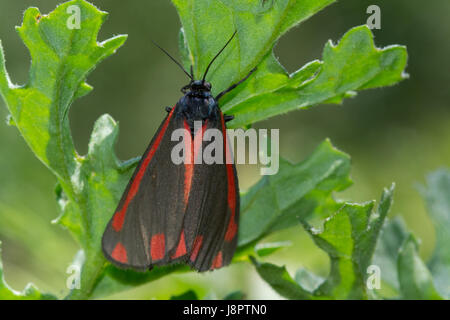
[0,1,127,182]
[173,0,335,93]
[368,171,450,300]
[173,0,408,127]
[0,0,131,299]
[255,241,292,257]
[252,185,394,299]
[238,139,351,247]
[420,169,450,298]
[304,184,394,299]
[250,256,314,300]
[371,217,409,296]
[63,114,138,299]
[0,242,56,300]
[227,26,408,128]
[397,235,443,300]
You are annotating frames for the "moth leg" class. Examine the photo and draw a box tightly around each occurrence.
[215,67,257,101]
[224,114,234,122]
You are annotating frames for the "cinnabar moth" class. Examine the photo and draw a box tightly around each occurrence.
[102,31,256,271]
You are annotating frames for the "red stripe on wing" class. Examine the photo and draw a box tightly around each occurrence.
[112,108,176,232]
[183,120,208,207]
[112,210,126,233]
[183,121,193,206]
[221,114,238,242]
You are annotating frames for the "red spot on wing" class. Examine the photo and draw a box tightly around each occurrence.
[171,230,187,259]
[111,242,128,264]
[150,234,166,261]
[190,235,203,262]
[221,114,238,242]
[112,108,176,232]
[211,251,223,270]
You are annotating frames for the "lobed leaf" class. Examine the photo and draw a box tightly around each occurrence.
[369,173,450,301]
[173,0,335,94]
[252,185,395,299]
[0,1,126,182]
[250,256,314,300]
[371,216,409,296]
[238,139,351,247]
[397,234,442,300]
[173,0,408,128]
[225,26,408,128]
[307,184,394,299]
[0,0,132,299]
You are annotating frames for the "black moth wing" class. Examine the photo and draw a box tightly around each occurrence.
[102,107,188,270]
[102,106,240,272]
[182,111,240,271]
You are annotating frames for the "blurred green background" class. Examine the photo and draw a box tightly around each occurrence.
[0,0,449,299]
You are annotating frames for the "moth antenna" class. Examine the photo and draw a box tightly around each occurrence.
[151,40,193,80]
[202,30,237,82]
